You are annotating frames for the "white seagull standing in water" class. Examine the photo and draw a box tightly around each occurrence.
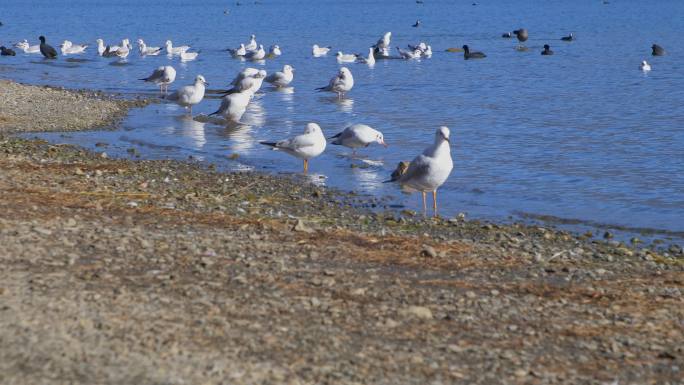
[137,39,162,56]
[268,44,282,57]
[336,51,357,63]
[312,44,331,57]
[259,123,327,174]
[316,67,354,98]
[245,34,258,51]
[60,40,88,55]
[388,126,453,217]
[228,43,246,57]
[264,65,294,88]
[244,44,266,61]
[209,91,252,124]
[222,70,267,95]
[329,124,387,156]
[140,65,176,94]
[14,40,41,54]
[373,32,392,58]
[357,47,375,65]
[165,40,190,56]
[166,75,208,115]
[640,60,651,72]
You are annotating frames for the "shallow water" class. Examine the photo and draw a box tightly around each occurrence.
[2,0,683,244]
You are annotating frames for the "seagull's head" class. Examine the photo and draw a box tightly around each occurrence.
[376,132,388,147]
[255,70,267,78]
[250,34,256,40]
[39,36,46,43]
[137,39,144,45]
[283,64,293,73]
[385,32,392,39]
[96,38,103,45]
[304,122,322,135]
[437,126,451,143]
[258,44,264,50]
[313,44,319,49]
[544,44,550,50]
[196,75,208,86]
[165,40,173,47]
[339,67,351,78]
[336,51,342,57]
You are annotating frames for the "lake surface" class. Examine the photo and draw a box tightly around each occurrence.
[2,0,683,245]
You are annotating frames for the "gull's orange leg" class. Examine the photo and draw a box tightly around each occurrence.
[422,191,427,215]
[303,159,309,174]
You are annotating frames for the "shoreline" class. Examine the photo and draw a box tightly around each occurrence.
[0,80,682,384]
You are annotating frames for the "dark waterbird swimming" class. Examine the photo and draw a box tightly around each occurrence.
[541,44,554,55]
[561,33,574,41]
[651,44,665,56]
[502,32,512,38]
[462,45,486,59]
[513,29,528,43]
[1,46,16,56]
[412,20,421,27]
[39,35,57,59]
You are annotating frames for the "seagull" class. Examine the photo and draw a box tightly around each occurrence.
[103,39,131,59]
[259,123,327,174]
[230,67,259,86]
[329,124,387,156]
[228,43,246,57]
[541,44,554,55]
[373,32,392,58]
[95,39,108,56]
[137,39,162,56]
[387,126,453,217]
[316,67,354,98]
[209,91,251,124]
[222,70,266,95]
[14,40,41,54]
[640,60,651,72]
[356,47,375,65]
[165,40,190,56]
[397,46,422,59]
[422,45,433,57]
[561,33,574,41]
[336,51,357,63]
[180,50,199,61]
[0,46,16,56]
[312,44,331,57]
[264,64,294,88]
[462,45,486,59]
[60,40,88,55]
[38,36,58,59]
[244,44,266,61]
[651,44,665,56]
[412,20,421,27]
[140,65,176,94]
[268,44,282,57]
[166,75,208,115]
[245,34,257,51]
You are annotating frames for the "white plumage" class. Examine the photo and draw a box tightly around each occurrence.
[167,75,208,115]
[330,124,386,155]
[264,65,294,88]
[260,123,327,173]
[317,67,354,97]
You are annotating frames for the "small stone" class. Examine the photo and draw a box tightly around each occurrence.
[603,231,613,239]
[465,291,477,299]
[99,152,108,159]
[514,369,527,377]
[228,153,239,160]
[401,306,433,320]
[293,219,314,233]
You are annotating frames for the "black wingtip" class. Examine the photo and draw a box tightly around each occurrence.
[259,141,277,147]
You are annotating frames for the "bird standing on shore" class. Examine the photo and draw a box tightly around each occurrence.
[39,36,57,59]
[317,67,354,98]
[260,123,327,174]
[140,66,176,94]
[329,124,387,156]
[387,126,453,217]
[167,75,208,115]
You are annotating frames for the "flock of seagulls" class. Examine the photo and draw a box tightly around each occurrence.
[0,27,670,216]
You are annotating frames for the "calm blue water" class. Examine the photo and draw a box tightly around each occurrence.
[2,0,683,244]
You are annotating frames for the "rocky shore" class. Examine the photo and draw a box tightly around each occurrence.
[0,80,682,385]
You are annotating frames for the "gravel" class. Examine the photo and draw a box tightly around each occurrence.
[0,81,682,385]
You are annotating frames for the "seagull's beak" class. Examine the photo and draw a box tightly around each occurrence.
[380,139,388,147]
[444,137,450,143]
[204,81,209,86]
